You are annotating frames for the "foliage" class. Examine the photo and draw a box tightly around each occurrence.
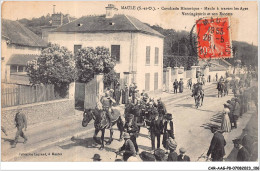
[27,44,76,97]
[225,41,258,67]
[103,69,119,88]
[18,14,76,37]
[149,25,198,69]
[75,47,116,84]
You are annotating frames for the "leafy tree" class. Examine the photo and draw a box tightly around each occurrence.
[75,46,117,86]
[103,69,119,88]
[27,44,76,97]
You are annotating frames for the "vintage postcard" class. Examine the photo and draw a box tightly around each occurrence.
[1,0,259,170]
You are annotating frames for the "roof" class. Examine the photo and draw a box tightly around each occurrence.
[51,14,164,38]
[7,54,38,66]
[2,19,48,48]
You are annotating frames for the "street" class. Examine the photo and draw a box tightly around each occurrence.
[3,83,256,162]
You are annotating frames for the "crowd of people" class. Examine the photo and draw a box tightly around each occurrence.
[206,72,257,162]
[99,82,192,162]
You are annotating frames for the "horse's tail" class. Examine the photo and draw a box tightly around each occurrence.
[116,116,124,131]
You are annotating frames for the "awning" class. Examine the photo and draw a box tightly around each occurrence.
[6,54,38,66]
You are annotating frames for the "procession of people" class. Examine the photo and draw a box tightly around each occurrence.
[7,69,256,162]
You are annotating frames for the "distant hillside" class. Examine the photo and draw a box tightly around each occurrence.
[149,24,258,68]
[18,14,76,37]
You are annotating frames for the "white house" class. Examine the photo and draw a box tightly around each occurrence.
[47,4,164,92]
[1,19,47,84]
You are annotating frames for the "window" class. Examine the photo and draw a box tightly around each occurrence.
[145,73,150,91]
[111,45,120,62]
[155,47,159,65]
[74,45,82,55]
[146,46,150,65]
[154,72,158,90]
[10,65,26,73]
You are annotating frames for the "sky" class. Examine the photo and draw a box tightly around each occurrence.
[1,1,258,45]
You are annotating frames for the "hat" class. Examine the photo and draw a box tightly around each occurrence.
[123,132,130,139]
[227,100,231,104]
[180,78,183,80]
[127,114,134,120]
[154,148,166,161]
[232,138,242,144]
[125,84,128,86]
[92,154,101,161]
[165,113,173,120]
[210,125,219,131]
[167,137,177,150]
[139,151,156,161]
[179,148,186,154]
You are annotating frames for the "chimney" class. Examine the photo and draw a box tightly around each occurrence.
[105,4,116,18]
[53,5,56,14]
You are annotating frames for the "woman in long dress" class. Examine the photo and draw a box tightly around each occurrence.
[221,108,231,133]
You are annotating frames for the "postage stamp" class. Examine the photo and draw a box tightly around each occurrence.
[196,17,232,59]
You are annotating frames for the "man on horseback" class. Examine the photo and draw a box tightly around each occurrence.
[100,91,116,129]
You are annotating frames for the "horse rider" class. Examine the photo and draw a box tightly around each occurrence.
[192,81,204,98]
[100,91,116,129]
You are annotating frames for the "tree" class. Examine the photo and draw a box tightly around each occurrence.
[27,44,76,97]
[75,46,117,86]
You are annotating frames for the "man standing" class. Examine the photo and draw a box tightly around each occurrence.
[100,91,116,129]
[117,133,136,161]
[215,73,218,82]
[177,148,190,161]
[12,109,27,148]
[167,137,178,161]
[233,98,240,128]
[124,114,139,154]
[208,75,211,83]
[173,79,179,94]
[157,99,167,119]
[179,78,184,93]
[121,85,127,104]
[163,113,174,150]
[150,114,163,150]
[206,126,226,161]
[115,84,121,106]
[233,138,250,161]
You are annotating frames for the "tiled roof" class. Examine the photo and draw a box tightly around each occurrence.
[7,54,38,66]
[2,19,48,47]
[51,14,164,38]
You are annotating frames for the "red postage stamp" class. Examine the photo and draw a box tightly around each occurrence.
[196,17,232,59]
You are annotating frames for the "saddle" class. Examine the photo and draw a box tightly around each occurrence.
[100,109,120,128]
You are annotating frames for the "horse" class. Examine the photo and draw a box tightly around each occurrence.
[217,82,225,98]
[82,108,124,150]
[192,84,204,108]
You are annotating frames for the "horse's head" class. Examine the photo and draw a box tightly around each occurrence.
[82,109,94,127]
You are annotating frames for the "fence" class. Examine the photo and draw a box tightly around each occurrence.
[1,84,64,108]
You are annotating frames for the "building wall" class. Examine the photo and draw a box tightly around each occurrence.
[48,32,132,76]
[1,99,75,131]
[1,39,42,83]
[135,33,164,92]
[48,32,164,92]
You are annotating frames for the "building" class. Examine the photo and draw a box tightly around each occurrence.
[1,19,47,84]
[47,4,164,92]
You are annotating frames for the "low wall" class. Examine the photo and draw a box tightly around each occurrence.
[1,99,75,131]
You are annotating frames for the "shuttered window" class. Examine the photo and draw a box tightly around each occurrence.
[111,45,120,62]
[154,72,158,90]
[146,46,150,65]
[145,73,150,91]
[155,47,159,65]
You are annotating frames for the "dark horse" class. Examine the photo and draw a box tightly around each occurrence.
[82,108,124,150]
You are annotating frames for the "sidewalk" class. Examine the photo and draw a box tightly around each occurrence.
[1,82,216,161]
